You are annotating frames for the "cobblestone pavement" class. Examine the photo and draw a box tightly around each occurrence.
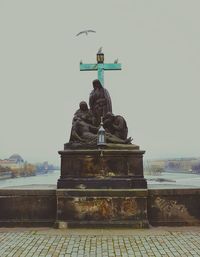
[0,227,200,257]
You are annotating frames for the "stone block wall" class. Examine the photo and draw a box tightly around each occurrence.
[0,188,199,227]
[148,188,200,226]
[0,189,56,227]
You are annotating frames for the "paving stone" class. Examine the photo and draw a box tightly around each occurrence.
[0,228,200,257]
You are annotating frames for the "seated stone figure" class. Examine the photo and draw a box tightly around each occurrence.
[73,101,95,124]
[103,112,131,143]
[69,101,98,144]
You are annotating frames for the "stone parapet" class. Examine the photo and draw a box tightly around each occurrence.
[148,188,200,226]
[0,188,199,227]
[0,189,56,227]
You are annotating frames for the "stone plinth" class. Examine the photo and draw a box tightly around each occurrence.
[57,144,147,227]
[57,146,147,189]
[56,189,149,228]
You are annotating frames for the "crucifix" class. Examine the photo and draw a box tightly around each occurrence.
[80,49,122,87]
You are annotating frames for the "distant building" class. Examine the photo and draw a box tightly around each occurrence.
[0,154,24,169]
[146,157,200,173]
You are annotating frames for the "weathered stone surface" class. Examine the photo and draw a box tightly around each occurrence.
[57,148,147,189]
[148,188,200,226]
[0,188,199,227]
[57,145,147,226]
[0,189,56,227]
[56,189,148,228]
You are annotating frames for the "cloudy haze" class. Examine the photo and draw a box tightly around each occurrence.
[0,0,200,164]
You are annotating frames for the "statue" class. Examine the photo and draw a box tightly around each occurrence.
[73,101,94,125]
[69,101,98,144]
[67,75,132,145]
[89,79,112,125]
[58,51,147,228]
[69,102,131,145]
[103,112,128,140]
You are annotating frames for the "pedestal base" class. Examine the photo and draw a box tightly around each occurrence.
[56,189,149,228]
[57,146,148,227]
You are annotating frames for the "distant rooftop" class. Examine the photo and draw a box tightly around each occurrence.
[8,154,24,163]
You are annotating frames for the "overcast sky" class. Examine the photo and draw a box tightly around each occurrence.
[0,0,200,164]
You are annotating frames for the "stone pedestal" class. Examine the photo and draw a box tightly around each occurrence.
[56,189,148,228]
[57,146,147,189]
[56,145,148,227]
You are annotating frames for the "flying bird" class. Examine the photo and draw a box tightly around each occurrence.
[76,30,96,36]
[114,58,118,63]
[97,47,103,54]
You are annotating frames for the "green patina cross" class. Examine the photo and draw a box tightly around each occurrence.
[80,51,122,87]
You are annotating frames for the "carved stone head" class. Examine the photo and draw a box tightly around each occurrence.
[92,79,102,90]
[79,101,88,111]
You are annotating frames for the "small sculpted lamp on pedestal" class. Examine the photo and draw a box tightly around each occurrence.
[97,117,106,147]
[97,117,106,175]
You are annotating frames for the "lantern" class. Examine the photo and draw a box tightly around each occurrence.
[97,117,106,146]
[96,53,104,63]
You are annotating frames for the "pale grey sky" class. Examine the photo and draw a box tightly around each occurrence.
[0,0,200,164]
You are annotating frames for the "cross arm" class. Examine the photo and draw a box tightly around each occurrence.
[103,63,122,70]
[80,63,98,71]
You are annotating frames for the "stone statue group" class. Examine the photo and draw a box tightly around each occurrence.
[69,79,132,145]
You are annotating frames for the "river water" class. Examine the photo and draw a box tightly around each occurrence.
[0,170,199,189]
[0,170,60,188]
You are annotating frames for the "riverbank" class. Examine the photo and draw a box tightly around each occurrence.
[0,172,12,180]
